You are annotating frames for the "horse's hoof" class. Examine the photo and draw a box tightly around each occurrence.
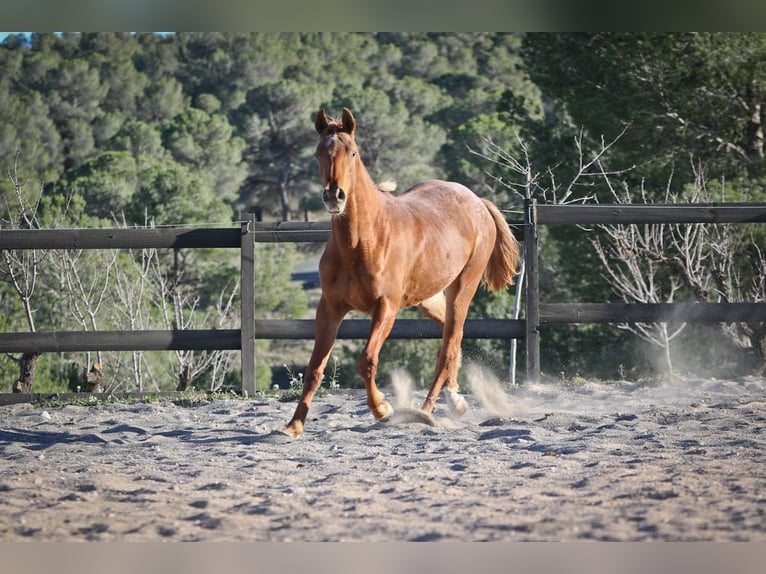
[281,421,303,438]
[372,401,393,421]
[445,389,468,418]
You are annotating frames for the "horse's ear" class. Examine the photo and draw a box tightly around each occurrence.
[341,108,356,135]
[315,110,330,134]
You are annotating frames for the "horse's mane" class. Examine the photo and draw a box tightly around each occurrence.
[376,180,397,193]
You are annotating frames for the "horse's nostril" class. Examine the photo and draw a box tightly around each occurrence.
[323,186,345,205]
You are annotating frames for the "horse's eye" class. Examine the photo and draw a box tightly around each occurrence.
[351,149,357,157]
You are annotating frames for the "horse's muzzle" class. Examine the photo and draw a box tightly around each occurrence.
[322,185,347,215]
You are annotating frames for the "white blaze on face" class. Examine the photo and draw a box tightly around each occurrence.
[319,135,348,215]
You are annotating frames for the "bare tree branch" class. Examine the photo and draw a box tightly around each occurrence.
[468,125,633,205]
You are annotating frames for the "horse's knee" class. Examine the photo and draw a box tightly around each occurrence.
[358,353,378,379]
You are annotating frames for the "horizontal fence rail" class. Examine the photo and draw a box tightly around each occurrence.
[539,302,766,324]
[254,319,526,340]
[250,220,526,243]
[252,220,331,243]
[0,330,243,353]
[536,203,766,225]
[0,227,242,250]
[0,320,528,353]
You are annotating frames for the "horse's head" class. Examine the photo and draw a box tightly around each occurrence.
[314,107,358,216]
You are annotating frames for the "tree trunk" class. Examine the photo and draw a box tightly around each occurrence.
[746,100,764,159]
[82,362,103,393]
[746,323,766,375]
[277,180,291,221]
[661,324,674,374]
[277,165,292,221]
[176,364,192,391]
[12,352,42,393]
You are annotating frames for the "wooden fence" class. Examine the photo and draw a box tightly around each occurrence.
[1,202,765,397]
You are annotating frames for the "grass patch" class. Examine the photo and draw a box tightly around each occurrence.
[277,363,330,402]
[29,388,270,409]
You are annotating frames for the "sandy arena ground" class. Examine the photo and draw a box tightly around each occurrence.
[1,372,765,542]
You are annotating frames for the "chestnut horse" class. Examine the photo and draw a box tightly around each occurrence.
[283,108,520,437]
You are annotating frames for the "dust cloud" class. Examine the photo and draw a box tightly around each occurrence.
[389,361,764,423]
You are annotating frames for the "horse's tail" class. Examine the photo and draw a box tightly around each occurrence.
[480,198,521,292]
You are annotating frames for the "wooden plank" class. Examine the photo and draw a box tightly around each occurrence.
[0,319,525,355]
[250,220,526,243]
[0,228,241,250]
[536,203,766,225]
[540,302,766,324]
[251,220,331,243]
[254,319,525,340]
[0,330,242,353]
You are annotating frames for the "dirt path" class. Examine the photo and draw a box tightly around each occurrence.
[1,375,765,541]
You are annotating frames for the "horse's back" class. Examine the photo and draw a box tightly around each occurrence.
[400,179,474,201]
[392,180,493,235]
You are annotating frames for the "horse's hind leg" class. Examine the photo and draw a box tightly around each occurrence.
[421,272,484,417]
[417,291,463,390]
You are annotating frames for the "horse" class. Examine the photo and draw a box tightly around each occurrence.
[282,108,520,438]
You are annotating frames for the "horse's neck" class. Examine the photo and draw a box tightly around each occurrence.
[333,169,386,250]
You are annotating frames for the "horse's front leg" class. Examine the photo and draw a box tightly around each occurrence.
[283,298,345,438]
[359,298,398,421]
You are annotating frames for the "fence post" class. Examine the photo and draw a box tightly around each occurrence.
[240,212,256,395]
[524,198,540,383]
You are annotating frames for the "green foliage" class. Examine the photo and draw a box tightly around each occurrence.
[236,79,319,219]
[522,33,766,191]
[126,159,231,225]
[1,32,539,222]
[255,341,274,392]
[109,119,165,158]
[161,106,246,203]
[59,151,138,220]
